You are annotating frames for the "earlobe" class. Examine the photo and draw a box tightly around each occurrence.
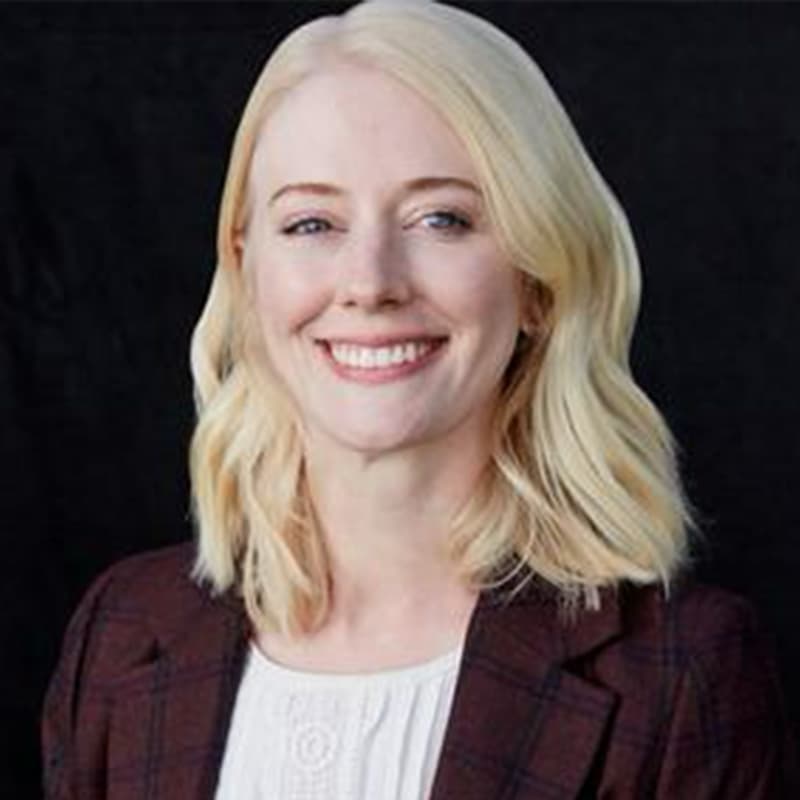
[232,231,246,268]
[519,276,552,337]
[519,320,535,337]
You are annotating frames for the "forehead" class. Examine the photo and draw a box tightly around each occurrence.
[250,63,478,195]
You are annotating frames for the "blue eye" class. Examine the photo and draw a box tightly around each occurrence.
[281,217,332,236]
[280,210,473,237]
[421,210,472,233]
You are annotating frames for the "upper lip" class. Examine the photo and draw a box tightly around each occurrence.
[316,334,449,347]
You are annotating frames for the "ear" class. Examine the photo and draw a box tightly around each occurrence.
[518,275,548,336]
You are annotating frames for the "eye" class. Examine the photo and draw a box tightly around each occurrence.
[281,217,333,236]
[420,209,473,235]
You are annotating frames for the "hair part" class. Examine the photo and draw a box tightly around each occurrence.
[190,0,696,635]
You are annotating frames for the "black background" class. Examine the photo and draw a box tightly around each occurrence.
[2,2,799,795]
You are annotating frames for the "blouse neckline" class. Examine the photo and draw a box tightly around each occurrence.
[247,638,464,689]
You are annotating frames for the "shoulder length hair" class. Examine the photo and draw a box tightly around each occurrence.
[189,0,695,635]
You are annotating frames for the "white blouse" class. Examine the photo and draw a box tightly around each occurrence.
[214,640,464,800]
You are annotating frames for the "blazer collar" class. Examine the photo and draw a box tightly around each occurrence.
[131,571,623,799]
[429,577,623,799]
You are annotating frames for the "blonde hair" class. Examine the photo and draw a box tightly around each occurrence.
[190,0,695,634]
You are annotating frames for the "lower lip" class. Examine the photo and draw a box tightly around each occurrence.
[316,340,448,384]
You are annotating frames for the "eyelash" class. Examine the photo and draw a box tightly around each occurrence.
[280,209,474,237]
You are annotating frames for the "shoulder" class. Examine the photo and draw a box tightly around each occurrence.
[619,576,767,650]
[86,540,198,593]
[589,578,797,795]
[597,577,783,695]
[74,542,208,628]
[56,542,235,681]
[611,576,779,683]
[84,541,204,604]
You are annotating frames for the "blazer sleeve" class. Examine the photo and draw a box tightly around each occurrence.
[41,561,156,800]
[42,567,115,799]
[654,592,798,799]
[41,570,126,800]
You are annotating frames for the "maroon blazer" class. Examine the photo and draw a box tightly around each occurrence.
[42,543,796,799]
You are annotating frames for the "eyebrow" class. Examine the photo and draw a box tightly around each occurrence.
[267,176,481,207]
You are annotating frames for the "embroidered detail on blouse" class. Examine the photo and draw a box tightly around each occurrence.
[214,642,464,800]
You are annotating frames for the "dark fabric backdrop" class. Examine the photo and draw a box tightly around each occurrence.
[2,2,798,795]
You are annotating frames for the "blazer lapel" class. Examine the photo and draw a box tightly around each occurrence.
[107,572,619,800]
[106,586,249,800]
[430,582,622,800]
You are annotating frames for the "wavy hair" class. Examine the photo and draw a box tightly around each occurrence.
[190,0,695,635]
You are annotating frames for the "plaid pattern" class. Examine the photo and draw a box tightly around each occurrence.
[42,543,797,799]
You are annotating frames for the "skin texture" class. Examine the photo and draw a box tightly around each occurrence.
[240,62,525,668]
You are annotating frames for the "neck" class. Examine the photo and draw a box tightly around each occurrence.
[302,417,492,633]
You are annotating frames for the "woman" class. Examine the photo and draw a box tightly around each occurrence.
[42,1,795,798]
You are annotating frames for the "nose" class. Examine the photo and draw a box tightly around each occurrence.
[333,222,412,311]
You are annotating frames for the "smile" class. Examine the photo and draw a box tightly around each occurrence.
[316,337,448,383]
[330,340,440,368]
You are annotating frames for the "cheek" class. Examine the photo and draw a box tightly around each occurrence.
[432,249,519,335]
[442,255,521,390]
[252,258,330,336]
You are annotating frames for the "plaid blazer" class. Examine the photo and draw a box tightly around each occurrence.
[42,543,796,799]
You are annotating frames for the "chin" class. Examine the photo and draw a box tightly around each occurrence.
[319,417,432,456]
[333,432,420,456]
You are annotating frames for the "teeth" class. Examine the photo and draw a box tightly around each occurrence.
[329,340,439,369]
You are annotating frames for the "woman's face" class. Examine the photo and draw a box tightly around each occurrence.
[241,62,522,455]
